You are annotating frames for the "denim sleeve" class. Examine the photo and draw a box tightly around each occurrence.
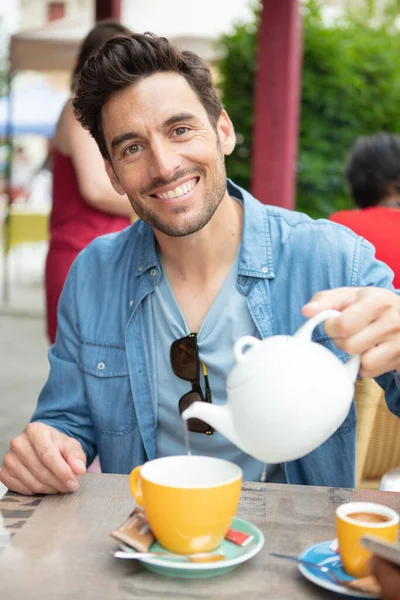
[30,261,97,464]
[357,239,400,417]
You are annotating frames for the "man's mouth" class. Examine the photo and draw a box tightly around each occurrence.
[151,177,199,200]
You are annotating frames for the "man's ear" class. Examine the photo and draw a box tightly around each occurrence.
[217,110,236,156]
[104,159,125,195]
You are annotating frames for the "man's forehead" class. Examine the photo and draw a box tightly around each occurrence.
[105,72,203,116]
[102,72,208,139]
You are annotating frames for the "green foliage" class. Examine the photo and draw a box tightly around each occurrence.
[217,16,258,190]
[218,0,400,218]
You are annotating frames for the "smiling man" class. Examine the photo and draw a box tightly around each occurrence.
[1,33,400,495]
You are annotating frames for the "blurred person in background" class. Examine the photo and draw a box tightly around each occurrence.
[10,145,33,203]
[46,20,134,344]
[330,133,400,288]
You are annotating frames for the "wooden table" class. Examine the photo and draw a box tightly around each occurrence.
[0,474,399,599]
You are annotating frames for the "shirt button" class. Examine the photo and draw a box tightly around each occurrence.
[261,266,268,274]
[97,362,105,371]
[129,300,134,308]
[138,265,143,272]
[150,268,157,277]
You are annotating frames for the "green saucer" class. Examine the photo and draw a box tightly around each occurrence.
[120,516,264,579]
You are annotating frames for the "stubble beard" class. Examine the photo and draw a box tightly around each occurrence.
[129,150,227,238]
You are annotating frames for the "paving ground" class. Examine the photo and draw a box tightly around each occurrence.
[0,239,49,498]
[0,239,106,496]
[0,314,49,461]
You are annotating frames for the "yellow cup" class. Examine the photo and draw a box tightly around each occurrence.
[129,455,242,554]
[336,501,399,577]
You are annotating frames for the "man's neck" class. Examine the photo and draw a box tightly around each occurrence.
[154,192,243,284]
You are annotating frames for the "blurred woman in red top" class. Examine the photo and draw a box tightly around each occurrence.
[46,21,134,343]
[330,133,400,288]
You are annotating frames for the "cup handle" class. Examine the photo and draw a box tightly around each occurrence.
[129,466,145,507]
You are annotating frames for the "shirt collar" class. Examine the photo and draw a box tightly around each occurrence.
[132,179,275,280]
[132,220,160,277]
[227,179,275,279]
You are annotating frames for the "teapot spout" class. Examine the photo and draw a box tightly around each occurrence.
[181,402,243,450]
[345,354,360,383]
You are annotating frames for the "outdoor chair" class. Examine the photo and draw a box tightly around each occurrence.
[355,378,400,491]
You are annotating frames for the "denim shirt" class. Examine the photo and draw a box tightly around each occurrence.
[32,180,400,487]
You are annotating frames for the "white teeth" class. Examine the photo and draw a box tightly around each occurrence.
[156,178,196,199]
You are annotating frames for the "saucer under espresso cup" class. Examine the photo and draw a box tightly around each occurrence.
[336,501,399,578]
[129,455,242,554]
[298,540,380,598]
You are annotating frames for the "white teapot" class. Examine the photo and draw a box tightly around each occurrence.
[182,310,360,464]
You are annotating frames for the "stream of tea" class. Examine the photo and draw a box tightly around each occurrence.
[183,419,192,456]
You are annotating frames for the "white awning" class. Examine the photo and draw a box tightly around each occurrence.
[10,18,91,72]
[9,17,221,72]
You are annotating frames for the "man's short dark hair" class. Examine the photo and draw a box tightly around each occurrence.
[71,20,133,91]
[73,32,223,161]
[345,132,400,208]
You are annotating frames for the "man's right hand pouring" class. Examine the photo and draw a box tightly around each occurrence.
[0,422,86,495]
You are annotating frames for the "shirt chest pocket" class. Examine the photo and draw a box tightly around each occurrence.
[78,343,136,436]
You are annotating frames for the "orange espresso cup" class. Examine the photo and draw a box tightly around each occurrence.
[129,455,242,554]
[336,501,399,577]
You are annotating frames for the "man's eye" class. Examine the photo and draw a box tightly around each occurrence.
[173,127,189,137]
[124,144,140,155]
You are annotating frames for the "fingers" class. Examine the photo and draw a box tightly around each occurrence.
[7,431,76,493]
[0,471,34,496]
[302,287,400,377]
[58,438,87,476]
[369,556,400,600]
[302,287,360,318]
[0,423,86,495]
[325,298,385,343]
[323,291,400,343]
[357,340,400,378]
[26,424,84,489]
[1,452,60,495]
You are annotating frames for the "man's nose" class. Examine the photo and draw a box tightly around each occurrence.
[148,143,181,181]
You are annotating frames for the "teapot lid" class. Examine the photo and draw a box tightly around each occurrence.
[227,335,292,389]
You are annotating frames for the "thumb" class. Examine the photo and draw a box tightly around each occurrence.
[302,287,361,318]
[59,436,87,475]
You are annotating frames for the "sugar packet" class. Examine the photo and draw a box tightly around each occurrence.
[110,506,154,552]
[225,528,254,547]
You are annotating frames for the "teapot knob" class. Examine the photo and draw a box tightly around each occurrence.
[233,336,261,364]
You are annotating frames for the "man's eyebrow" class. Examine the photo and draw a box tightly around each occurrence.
[111,132,140,151]
[110,113,197,151]
[163,112,197,128]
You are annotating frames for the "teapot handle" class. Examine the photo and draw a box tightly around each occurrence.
[294,309,341,343]
[233,336,261,364]
[294,309,360,383]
